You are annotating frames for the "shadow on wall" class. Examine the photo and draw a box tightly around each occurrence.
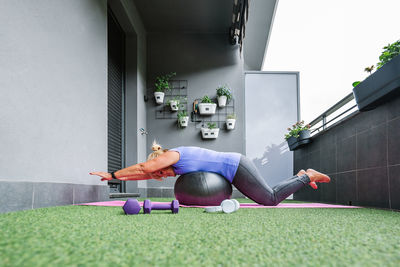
[252,144,292,187]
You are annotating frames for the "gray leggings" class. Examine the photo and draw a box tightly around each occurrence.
[232,155,311,206]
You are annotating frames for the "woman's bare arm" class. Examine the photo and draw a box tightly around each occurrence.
[90,151,179,181]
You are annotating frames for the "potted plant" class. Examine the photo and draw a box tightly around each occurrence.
[216,85,232,107]
[226,113,236,130]
[198,95,217,115]
[177,110,189,127]
[353,40,400,111]
[284,121,311,151]
[201,122,219,139]
[167,96,180,111]
[154,72,176,104]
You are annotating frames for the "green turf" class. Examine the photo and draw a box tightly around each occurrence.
[1,199,399,267]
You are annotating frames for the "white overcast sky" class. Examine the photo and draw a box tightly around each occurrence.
[262,0,400,123]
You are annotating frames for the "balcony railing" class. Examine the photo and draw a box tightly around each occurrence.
[308,92,358,135]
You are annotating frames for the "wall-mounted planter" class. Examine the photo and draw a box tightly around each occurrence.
[286,130,311,151]
[353,54,400,111]
[154,92,165,104]
[218,96,227,107]
[179,116,189,127]
[201,128,219,139]
[198,103,217,115]
[169,100,179,111]
[226,119,236,130]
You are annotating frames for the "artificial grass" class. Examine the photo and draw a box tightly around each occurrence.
[0,199,399,267]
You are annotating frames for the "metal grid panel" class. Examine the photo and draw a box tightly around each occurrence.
[155,80,188,119]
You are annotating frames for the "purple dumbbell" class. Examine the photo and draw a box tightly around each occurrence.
[143,199,179,214]
[122,199,141,215]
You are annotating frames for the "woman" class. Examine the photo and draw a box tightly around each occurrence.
[90,146,330,206]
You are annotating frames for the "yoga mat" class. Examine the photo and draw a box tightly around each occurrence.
[78,201,361,208]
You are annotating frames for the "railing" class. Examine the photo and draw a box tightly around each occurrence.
[308,92,358,134]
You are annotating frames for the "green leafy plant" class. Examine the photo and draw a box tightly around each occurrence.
[201,95,214,103]
[226,113,237,120]
[167,96,181,105]
[377,40,400,69]
[352,81,361,88]
[284,121,310,140]
[206,122,217,129]
[177,110,188,119]
[216,85,233,101]
[155,72,176,92]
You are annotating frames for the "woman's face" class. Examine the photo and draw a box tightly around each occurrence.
[155,167,174,178]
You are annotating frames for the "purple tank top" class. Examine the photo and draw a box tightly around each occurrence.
[169,146,241,183]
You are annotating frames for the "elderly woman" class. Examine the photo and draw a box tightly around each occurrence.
[90,146,330,206]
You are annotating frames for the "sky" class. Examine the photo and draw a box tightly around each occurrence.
[262,0,400,123]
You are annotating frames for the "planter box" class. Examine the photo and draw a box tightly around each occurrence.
[154,92,165,104]
[179,116,189,127]
[226,119,236,130]
[353,54,400,111]
[198,103,217,115]
[201,128,219,139]
[286,130,312,151]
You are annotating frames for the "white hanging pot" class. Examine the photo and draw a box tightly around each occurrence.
[154,92,165,104]
[201,128,220,139]
[226,119,236,130]
[218,96,227,107]
[169,100,179,111]
[198,103,217,115]
[179,116,189,127]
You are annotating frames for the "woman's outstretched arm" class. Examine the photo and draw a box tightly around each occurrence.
[90,151,179,181]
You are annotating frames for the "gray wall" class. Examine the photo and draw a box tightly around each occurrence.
[142,33,245,197]
[293,94,400,210]
[0,0,109,212]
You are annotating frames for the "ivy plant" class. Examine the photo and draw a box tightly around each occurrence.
[377,40,400,69]
[155,72,176,92]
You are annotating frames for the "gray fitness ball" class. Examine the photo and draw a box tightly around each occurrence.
[174,172,232,206]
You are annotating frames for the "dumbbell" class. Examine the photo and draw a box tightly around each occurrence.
[143,199,179,214]
[122,199,142,215]
[204,199,240,214]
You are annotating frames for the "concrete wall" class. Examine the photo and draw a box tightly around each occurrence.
[293,94,400,210]
[0,0,109,212]
[142,33,245,197]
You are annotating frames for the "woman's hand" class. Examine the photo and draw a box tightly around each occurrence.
[90,172,113,181]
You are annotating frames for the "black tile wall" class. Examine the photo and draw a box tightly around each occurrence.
[357,167,389,208]
[354,105,387,133]
[320,174,336,203]
[336,118,357,142]
[356,125,387,169]
[389,165,400,210]
[386,93,400,120]
[319,145,336,175]
[388,117,400,165]
[336,172,357,205]
[337,136,356,172]
[294,94,400,210]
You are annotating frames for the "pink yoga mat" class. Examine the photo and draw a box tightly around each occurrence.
[79,201,360,208]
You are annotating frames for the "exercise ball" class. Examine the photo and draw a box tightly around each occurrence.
[174,172,232,206]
